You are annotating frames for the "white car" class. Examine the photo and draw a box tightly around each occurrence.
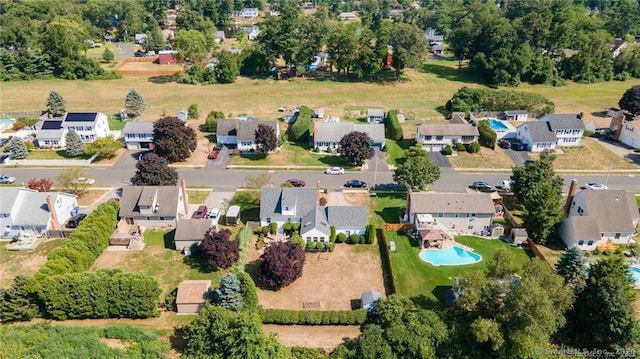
[324,167,345,175]
[73,177,95,185]
[0,175,15,184]
[585,182,607,190]
[207,208,221,220]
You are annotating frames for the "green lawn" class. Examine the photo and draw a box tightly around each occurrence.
[108,116,126,130]
[27,149,92,160]
[229,142,351,168]
[229,190,261,222]
[386,232,532,303]
[371,193,408,226]
[384,139,417,166]
[187,189,211,205]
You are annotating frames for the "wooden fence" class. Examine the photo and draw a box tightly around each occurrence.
[382,223,413,232]
[378,229,397,295]
[527,240,548,262]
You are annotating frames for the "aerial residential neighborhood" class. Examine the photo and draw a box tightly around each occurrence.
[1,0,640,358]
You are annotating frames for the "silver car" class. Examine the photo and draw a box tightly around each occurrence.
[0,175,15,184]
[324,167,345,175]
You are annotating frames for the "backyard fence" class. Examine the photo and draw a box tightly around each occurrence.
[382,223,413,232]
[527,240,548,263]
[378,229,397,295]
[0,111,42,118]
[503,207,523,227]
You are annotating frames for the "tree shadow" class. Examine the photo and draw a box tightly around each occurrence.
[182,249,215,274]
[169,327,187,354]
[431,285,454,305]
[418,62,485,85]
[245,258,276,290]
[410,294,444,310]
[147,75,180,84]
[163,230,176,250]
[376,229,396,296]
[350,299,361,310]
[238,152,267,161]
[316,156,351,167]
[590,111,608,118]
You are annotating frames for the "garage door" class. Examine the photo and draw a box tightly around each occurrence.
[428,145,443,152]
[127,143,140,150]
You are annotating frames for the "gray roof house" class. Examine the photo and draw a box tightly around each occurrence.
[415,123,479,152]
[559,190,639,251]
[123,121,155,150]
[313,122,385,151]
[516,121,557,152]
[119,184,188,229]
[260,187,368,241]
[539,114,586,147]
[174,218,215,252]
[216,119,279,151]
[366,109,385,123]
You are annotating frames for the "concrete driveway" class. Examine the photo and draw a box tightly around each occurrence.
[503,148,531,166]
[429,152,452,168]
[595,137,640,166]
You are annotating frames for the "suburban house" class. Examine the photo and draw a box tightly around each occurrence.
[161,29,175,41]
[0,188,78,238]
[176,280,211,314]
[260,187,368,241]
[216,119,280,151]
[539,114,585,147]
[406,192,496,236]
[123,121,154,150]
[313,122,385,151]
[339,12,357,21]
[619,120,640,149]
[584,116,620,135]
[425,27,444,46]
[36,112,111,147]
[35,120,67,148]
[118,180,189,229]
[559,190,639,251]
[610,38,628,58]
[414,123,479,152]
[236,7,259,18]
[516,121,557,152]
[214,31,226,43]
[366,108,385,123]
[503,110,529,121]
[174,218,215,252]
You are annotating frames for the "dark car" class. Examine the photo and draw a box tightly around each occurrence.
[286,179,305,187]
[511,142,525,151]
[207,149,220,159]
[344,180,367,188]
[470,181,492,191]
[498,139,511,149]
[66,214,87,228]
[0,138,8,147]
[134,50,145,57]
[524,160,534,166]
[192,205,208,219]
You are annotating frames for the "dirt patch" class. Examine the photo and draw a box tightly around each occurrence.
[343,192,370,206]
[263,324,360,351]
[91,250,133,270]
[250,244,386,311]
[174,138,211,167]
[0,239,63,286]
[100,338,128,350]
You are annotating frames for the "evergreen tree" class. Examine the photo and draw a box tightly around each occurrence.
[46,90,66,117]
[212,272,244,312]
[8,136,28,159]
[555,246,587,294]
[64,129,85,157]
[0,275,38,323]
[125,89,146,118]
[101,47,114,62]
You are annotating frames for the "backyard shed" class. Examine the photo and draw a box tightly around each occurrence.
[226,205,241,226]
[511,228,528,246]
[361,290,382,312]
[176,280,211,314]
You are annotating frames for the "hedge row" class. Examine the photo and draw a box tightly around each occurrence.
[385,110,403,140]
[36,269,160,320]
[35,200,119,279]
[259,308,368,325]
[478,120,497,149]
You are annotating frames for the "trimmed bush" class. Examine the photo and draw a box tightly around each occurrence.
[336,233,347,243]
[441,145,453,155]
[348,233,360,244]
[455,142,466,151]
[467,141,481,153]
[289,106,312,142]
[259,308,368,325]
[385,110,403,140]
[269,222,278,235]
[478,121,497,149]
[366,225,375,244]
[330,226,336,242]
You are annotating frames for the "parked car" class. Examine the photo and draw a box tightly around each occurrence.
[208,149,220,159]
[286,179,305,187]
[511,142,525,151]
[344,180,367,188]
[498,139,511,149]
[192,205,208,219]
[72,177,95,185]
[0,138,8,147]
[524,160,534,166]
[0,175,16,184]
[470,181,492,191]
[207,208,221,221]
[496,180,512,191]
[134,50,145,57]
[584,182,608,190]
[324,167,345,175]
[66,213,87,228]
[0,154,9,164]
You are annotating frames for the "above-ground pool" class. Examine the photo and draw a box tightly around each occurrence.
[419,245,482,266]
[630,267,640,286]
[486,118,509,131]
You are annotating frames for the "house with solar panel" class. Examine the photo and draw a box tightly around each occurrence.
[36,112,111,148]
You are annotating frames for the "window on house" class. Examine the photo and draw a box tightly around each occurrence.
[462,136,474,142]
[587,240,594,246]
[578,240,585,246]
[577,207,584,215]
[437,213,444,218]
[436,136,443,140]
[468,225,473,230]
[266,218,271,223]
[306,237,311,240]
[425,136,432,140]
[313,237,318,241]
[615,233,621,239]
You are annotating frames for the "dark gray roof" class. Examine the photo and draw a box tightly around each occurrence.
[449,115,467,124]
[314,123,385,144]
[326,206,368,228]
[511,228,528,236]
[367,109,385,117]
[260,187,318,219]
[522,122,557,142]
[123,121,154,134]
[216,119,237,136]
[175,218,214,241]
[119,186,181,218]
[416,123,479,136]
[410,192,495,214]
[37,129,65,139]
[572,190,638,233]
[539,114,586,130]
[564,216,600,240]
[361,290,382,306]
[237,120,278,141]
[301,206,330,236]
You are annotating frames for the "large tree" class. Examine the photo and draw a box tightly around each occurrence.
[130,153,178,186]
[8,136,28,160]
[393,146,441,190]
[0,275,38,323]
[212,272,244,312]
[255,124,278,153]
[555,246,587,295]
[339,131,375,166]
[83,135,122,159]
[214,51,240,84]
[199,228,239,270]
[125,89,146,118]
[173,29,209,63]
[64,129,84,157]
[153,116,198,162]
[259,242,305,288]
[388,22,428,79]
[46,90,66,117]
[619,85,640,115]
[56,167,89,196]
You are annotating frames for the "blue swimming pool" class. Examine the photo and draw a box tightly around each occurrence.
[487,118,509,131]
[419,245,482,266]
[630,267,640,285]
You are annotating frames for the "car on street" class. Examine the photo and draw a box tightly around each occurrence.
[72,177,95,185]
[207,208,221,221]
[0,175,16,184]
[584,182,608,190]
[208,149,220,159]
[286,179,305,187]
[511,142,525,151]
[324,167,345,175]
[66,213,87,228]
[498,139,511,149]
[344,180,367,188]
[192,205,209,219]
[470,181,492,191]
[134,50,145,57]
[523,160,534,166]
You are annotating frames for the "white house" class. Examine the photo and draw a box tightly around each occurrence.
[539,114,585,147]
[216,119,279,151]
[313,122,385,151]
[339,12,357,21]
[118,182,189,229]
[366,108,385,123]
[407,192,495,236]
[236,7,259,19]
[619,121,640,149]
[62,112,110,143]
[0,188,78,238]
[516,121,557,152]
[35,120,67,148]
[414,123,479,152]
[503,110,529,121]
[122,121,154,150]
[559,190,639,251]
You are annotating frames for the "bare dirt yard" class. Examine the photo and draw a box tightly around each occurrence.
[263,324,361,351]
[0,239,63,286]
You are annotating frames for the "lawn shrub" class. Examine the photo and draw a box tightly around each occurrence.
[336,233,347,243]
[478,121,497,149]
[259,308,368,325]
[385,110,403,140]
[456,142,466,151]
[330,226,336,242]
[467,141,481,153]
[269,222,278,235]
[442,145,453,155]
[348,233,360,244]
[366,224,375,244]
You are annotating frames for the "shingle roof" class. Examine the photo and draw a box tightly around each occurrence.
[0,188,20,213]
[367,109,385,117]
[504,110,528,115]
[565,216,600,240]
[449,115,467,124]
[410,192,495,214]
[0,188,75,226]
[36,129,65,140]
[416,123,479,136]
[301,206,330,236]
[587,117,615,130]
[572,190,638,233]
[540,114,586,130]
[176,280,211,304]
[326,206,368,228]
[260,187,318,219]
[237,120,278,141]
[119,186,181,218]
[216,119,237,136]
[522,122,557,142]
[314,123,385,144]
[175,219,214,241]
[123,121,154,134]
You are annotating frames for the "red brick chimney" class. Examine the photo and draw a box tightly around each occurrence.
[46,195,61,231]
[180,178,189,215]
[564,179,578,214]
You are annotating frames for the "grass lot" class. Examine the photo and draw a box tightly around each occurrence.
[386,232,532,302]
[229,142,351,168]
[527,137,638,170]
[384,139,416,166]
[27,149,92,160]
[187,189,212,205]
[108,116,126,130]
[448,146,515,169]
[229,190,261,222]
[76,189,110,206]
[371,193,408,226]
[0,239,64,287]
[90,230,225,296]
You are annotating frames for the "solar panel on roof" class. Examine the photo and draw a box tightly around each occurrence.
[41,120,63,130]
[65,112,97,122]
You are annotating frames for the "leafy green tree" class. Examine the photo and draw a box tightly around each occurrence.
[46,90,66,117]
[288,106,312,142]
[0,275,38,323]
[125,89,146,118]
[64,129,84,157]
[84,135,122,159]
[215,51,240,84]
[213,272,244,312]
[339,131,375,166]
[485,247,518,279]
[131,153,178,186]
[326,23,358,76]
[393,148,440,190]
[153,116,198,162]
[295,12,328,67]
[388,22,427,79]
[187,103,199,119]
[8,136,28,159]
[555,246,587,294]
[619,85,640,115]
[561,31,614,84]
[56,167,90,196]
[173,30,209,63]
[41,18,86,62]
[101,47,114,62]
[385,110,403,140]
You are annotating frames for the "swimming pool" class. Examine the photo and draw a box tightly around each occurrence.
[0,119,15,131]
[419,245,482,266]
[630,267,640,285]
[487,118,509,131]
